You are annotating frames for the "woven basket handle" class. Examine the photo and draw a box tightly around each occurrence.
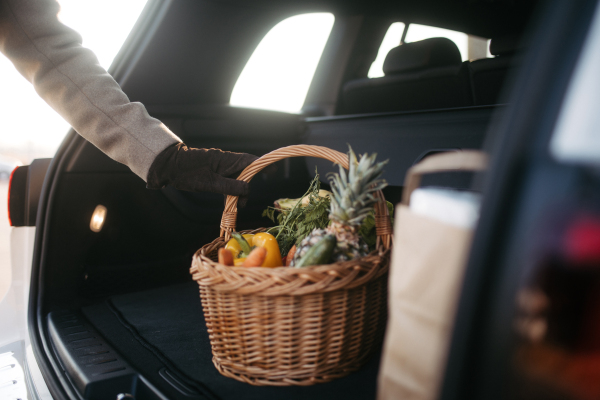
[220,145,392,250]
[401,150,489,206]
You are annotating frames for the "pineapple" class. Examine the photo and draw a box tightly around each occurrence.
[291,148,387,266]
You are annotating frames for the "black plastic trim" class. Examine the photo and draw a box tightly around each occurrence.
[25,158,52,226]
[48,311,171,399]
[305,104,503,123]
[29,132,79,400]
[48,311,136,397]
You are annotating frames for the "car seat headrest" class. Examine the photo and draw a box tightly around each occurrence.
[489,34,523,56]
[382,37,462,75]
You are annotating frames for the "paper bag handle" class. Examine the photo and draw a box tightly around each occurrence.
[401,150,488,206]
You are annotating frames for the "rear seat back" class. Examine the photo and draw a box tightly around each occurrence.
[304,106,499,189]
[469,35,522,105]
[339,38,473,115]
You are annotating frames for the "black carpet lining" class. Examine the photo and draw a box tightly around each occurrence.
[83,281,381,400]
[105,296,219,399]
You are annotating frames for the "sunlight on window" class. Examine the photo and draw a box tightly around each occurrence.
[368,22,406,78]
[405,24,469,61]
[230,13,335,113]
[58,0,148,69]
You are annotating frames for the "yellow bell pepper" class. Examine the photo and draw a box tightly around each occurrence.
[224,232,283,268]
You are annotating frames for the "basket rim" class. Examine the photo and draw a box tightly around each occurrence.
[190,228,390,296]
[219,145,393,250]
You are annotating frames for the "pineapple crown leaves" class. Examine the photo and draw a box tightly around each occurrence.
[328,147,388,227]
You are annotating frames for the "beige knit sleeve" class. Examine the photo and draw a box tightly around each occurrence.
[0,0,181,181]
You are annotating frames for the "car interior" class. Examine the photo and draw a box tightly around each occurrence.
[32,0,543,398]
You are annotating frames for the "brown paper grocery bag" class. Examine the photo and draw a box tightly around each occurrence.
[378,151,487,400]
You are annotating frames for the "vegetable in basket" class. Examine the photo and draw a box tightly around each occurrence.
[218,248,234,266]
[223,232,283,267]
[274,189,332,211]
[262,174,332,257]
[292,148,388,267]
[283,245,297,266]
[293,234,336,268]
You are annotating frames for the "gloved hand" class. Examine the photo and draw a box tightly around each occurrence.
[146,143,258,200]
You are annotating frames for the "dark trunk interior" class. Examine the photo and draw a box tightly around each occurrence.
[41,105,496,399]
[33,0,540,397]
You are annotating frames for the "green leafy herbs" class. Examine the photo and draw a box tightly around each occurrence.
[262,171,331,256]
[262,169,394,256]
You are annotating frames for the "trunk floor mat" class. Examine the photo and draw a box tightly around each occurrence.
[82,281,382,400]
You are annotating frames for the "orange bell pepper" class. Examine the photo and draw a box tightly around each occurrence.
[224,232,283,268]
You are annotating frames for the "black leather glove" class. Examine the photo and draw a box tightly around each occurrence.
[147,143,258,198]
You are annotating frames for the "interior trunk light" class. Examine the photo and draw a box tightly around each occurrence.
[90,205,107,232]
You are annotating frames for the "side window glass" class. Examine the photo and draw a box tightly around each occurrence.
[57,0,149,68]
[368,22,492,79]
[368,22,406,78]
[230,13,335,113]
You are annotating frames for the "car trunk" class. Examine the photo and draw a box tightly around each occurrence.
[26,1,540,398]
[35,102,496,399]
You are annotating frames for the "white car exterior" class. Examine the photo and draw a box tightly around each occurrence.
[1,228,51,399]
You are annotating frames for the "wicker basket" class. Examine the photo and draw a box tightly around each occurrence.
[190,145,393,386]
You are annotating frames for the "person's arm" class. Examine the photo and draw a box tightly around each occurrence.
[0,0,181,180]
[0,0,256,196]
